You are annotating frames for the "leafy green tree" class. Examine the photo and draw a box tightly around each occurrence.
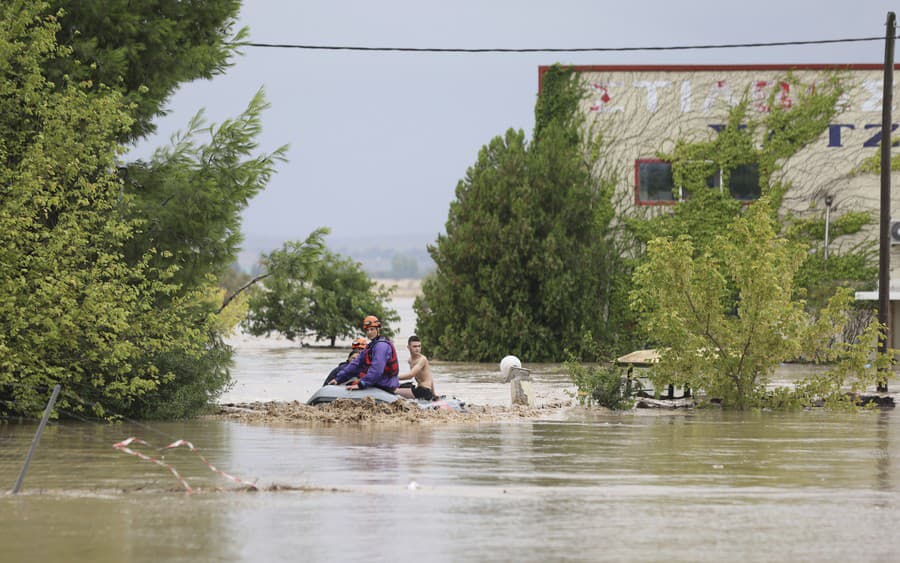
[45,0,244,141]
[244,240,399,345]
[123,94,286,417]
[304,252,399,345]
[41,1,285,418]
[0,1,276,419]
[42,0,270,295]
[630,198,889,409]
[123,91,286,295]
[415,66,628,361]
[220,262,252,296]
[0,2,209,418]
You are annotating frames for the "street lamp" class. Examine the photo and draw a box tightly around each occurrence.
[824,195,834,264]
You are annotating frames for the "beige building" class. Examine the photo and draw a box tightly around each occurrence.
[548,64,900,344]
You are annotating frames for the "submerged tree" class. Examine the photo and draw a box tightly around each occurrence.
[415,66,628,361]
[630,198,889,410]
[244,238,399,345]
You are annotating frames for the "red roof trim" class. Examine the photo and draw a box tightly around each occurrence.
[538,63,899,92]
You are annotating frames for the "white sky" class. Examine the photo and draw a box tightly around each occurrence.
[132,0,900,249]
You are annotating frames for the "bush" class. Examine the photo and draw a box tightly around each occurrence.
[566,360,638,410]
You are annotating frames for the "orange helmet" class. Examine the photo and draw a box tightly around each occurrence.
[351,337,367,350]
[362,315,381,330]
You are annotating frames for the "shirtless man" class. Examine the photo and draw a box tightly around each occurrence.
[396,335,435,400]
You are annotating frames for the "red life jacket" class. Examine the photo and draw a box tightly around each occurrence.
[361,336,399,379]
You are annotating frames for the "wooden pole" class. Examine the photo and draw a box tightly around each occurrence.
[12,384,61,494]
[878,11,895,393]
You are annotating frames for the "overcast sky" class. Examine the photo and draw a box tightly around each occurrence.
[132,0,900,251]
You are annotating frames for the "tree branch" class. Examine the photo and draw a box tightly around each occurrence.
[217,272,270,314]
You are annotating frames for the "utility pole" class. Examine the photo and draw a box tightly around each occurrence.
[878,11,895,393]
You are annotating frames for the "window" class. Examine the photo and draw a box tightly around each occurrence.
[727,164,761,201]
[635,160,676,204]
[634,160,760,205]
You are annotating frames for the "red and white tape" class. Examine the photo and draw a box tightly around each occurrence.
[161,439,258,490]
[113,437,258,492]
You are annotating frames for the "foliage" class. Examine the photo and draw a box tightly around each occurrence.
[244,235,399,345]
[302,252,399,344]
[0,1,275,419]
[220,262,253,295]
[566,361,637,410]
[207,287,248,336]
[415,65,630,362]
[630,198,891,410]
[566,334,639,408]
[794,290,893,407]
[128,332,233,419]
[45,0,244,141]
[122,91,286,296]
[0,2,209,418]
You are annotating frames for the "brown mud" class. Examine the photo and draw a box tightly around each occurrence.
[215,397,573,425]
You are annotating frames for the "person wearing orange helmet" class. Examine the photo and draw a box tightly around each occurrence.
[329,315,399,392]
[321,338,368,387]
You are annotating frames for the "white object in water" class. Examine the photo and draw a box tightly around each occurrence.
[500,355,522,380]
[500,355,533,406]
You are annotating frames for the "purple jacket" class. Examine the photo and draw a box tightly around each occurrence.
[334,338,399,391]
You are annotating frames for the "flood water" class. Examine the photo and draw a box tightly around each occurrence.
[3,297,900,562]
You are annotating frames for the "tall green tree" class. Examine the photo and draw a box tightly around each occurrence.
[1,1,278,419]
[123,91,286,295]
[0,2,209,418]
[43,0,266,294]
[244,240,399,345]
[415,67,626,362]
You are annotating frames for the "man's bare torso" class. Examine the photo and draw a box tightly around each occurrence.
[408,353,434,392]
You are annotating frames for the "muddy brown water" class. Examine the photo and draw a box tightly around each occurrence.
[3,297,900,562]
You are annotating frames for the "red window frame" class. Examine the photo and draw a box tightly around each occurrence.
[634,159,677,206]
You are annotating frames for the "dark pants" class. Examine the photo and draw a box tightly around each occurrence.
[412,385,435,401]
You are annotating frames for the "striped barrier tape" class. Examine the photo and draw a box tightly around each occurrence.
[113,437,258,492]
[161,439,258,490]
[113,437,192,492]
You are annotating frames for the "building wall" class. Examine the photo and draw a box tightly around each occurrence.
[548,64,900,280]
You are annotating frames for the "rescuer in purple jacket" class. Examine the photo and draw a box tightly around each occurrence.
[328,315,399,393]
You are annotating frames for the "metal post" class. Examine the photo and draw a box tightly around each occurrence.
[11,384,61,494]
[824,195,833,266]
[878,12,895,393]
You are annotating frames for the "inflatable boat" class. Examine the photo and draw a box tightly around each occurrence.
[306,385,465,412]
[306,385,400,405]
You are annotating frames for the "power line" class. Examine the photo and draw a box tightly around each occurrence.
[246,35,891,54]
